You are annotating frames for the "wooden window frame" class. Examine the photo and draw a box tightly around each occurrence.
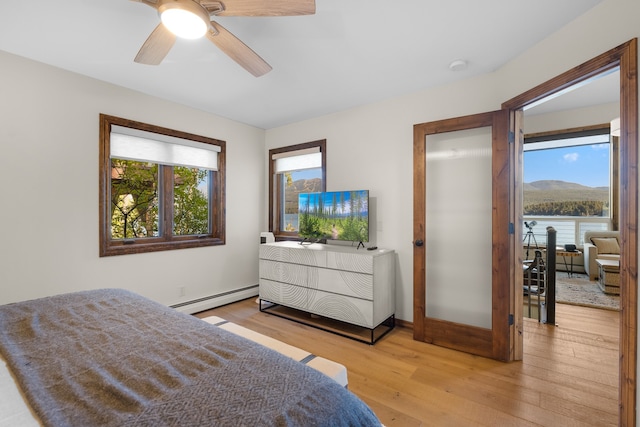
[268,140,326,240]
[99,114,226,256]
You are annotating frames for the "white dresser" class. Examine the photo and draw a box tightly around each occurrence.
[259,241,395,343]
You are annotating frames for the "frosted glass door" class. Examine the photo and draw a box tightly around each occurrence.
[425,127,492,328]
[413,109,511,361]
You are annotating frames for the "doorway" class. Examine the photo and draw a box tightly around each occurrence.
[502,39,637,425]
[413,38,637,425]
[522,71,618,319]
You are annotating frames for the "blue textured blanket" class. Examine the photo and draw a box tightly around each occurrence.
[0,289,381,426]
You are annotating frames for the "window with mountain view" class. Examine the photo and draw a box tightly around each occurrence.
[523,129,612,245]
[269,140,326,239]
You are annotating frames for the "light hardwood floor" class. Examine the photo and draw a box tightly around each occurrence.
[195,299,619,426]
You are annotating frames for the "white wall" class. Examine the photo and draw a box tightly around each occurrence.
[0,51,265,308]
[265,73,502,322]
[265,0,639,325]
[525,102,619,135]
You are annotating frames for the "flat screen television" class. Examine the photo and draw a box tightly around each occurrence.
[298,190,369,243]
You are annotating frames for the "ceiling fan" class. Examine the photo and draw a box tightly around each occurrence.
[132,0,316,77]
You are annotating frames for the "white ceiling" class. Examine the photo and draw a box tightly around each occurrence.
[525,67,620,116]
[0,0,604,129]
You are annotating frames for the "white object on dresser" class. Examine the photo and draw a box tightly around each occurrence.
[259,241,395,344]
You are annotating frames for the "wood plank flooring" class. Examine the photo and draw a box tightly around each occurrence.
[195,300,620,426]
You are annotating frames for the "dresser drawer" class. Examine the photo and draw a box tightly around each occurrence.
[307,289,373,328]
[327,251,373,274]
[259,279,307,310]
[309,267,373,300]
[260,244,324,266]
[259,260,307,287]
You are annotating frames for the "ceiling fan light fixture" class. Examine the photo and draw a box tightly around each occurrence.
[159,1,209,39]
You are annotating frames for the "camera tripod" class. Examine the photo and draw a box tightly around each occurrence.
[523,228,538,260]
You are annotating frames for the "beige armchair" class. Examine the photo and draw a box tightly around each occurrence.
[583,230,620,280]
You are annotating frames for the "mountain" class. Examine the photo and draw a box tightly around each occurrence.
[284,178,323,213]
[524,180,598,191]
[289,178,322,194]
[524,180,609,216]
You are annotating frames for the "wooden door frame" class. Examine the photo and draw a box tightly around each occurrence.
[413,110,511,361]
[502,38,638,426]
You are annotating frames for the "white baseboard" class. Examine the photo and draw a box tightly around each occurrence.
[171,285,258,314]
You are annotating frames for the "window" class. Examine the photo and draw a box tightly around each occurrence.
[523,125,615,245]
[99,114,225,256]
[269,140,326,239]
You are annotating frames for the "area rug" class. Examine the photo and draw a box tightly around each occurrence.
[555,272,620,311]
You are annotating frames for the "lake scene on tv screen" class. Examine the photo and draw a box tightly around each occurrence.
[298,190,369,242]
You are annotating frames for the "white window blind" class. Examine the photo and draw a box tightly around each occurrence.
[272,147,321,173]
[111,125,220,170]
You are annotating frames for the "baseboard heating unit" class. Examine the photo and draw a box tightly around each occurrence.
[171,285,258,314]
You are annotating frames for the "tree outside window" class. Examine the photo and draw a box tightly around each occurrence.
[110,160,159,239]
[99,114,225,256]
[173,166,209,236]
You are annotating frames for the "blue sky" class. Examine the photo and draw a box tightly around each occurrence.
[524,143,610,188]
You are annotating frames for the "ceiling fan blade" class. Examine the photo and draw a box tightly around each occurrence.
[203,0,315,16]
[134,24,177,65]
[206,21,272,77]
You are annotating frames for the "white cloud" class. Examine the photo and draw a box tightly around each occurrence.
[592,143,610,150]
[563,153,579,162]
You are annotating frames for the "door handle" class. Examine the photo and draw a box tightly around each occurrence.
[414,239,424,247]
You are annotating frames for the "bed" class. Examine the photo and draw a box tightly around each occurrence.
[0,289,381,426]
